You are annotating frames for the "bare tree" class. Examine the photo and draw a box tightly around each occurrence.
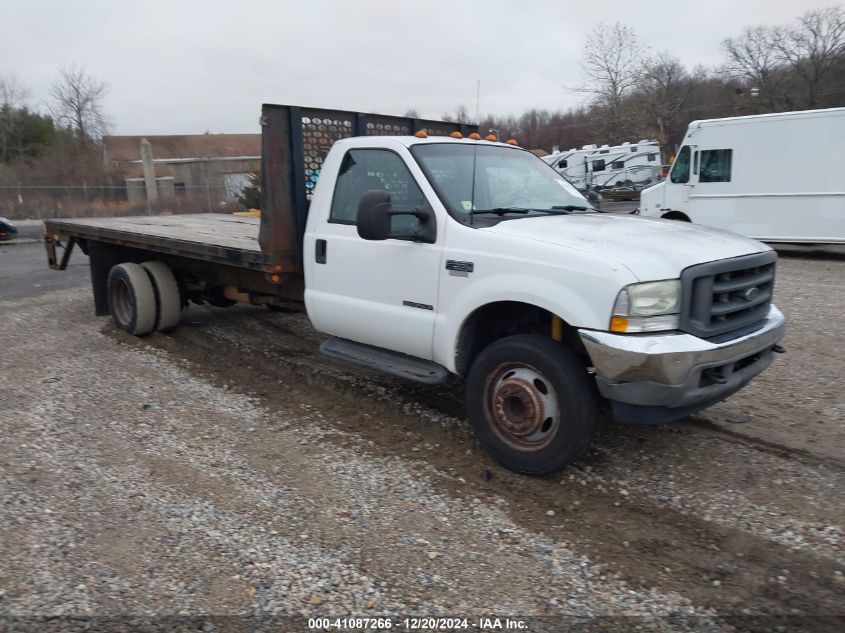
[723,26,789,110]
[49,64,108,142]
[637,53,694,154]
[578,22,649,142]
[774,6,845,108]
[441,104,472,124]
[403,108,420,118]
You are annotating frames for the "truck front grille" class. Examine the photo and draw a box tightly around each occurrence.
[680,251,777,339]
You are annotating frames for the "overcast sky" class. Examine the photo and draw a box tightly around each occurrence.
[3,0,840,135]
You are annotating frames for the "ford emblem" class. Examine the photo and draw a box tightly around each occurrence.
[742,287,760,301]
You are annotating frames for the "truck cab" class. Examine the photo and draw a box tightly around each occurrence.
[303,133,785,473]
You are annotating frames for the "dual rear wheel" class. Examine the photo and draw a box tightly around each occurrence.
[107,261,181,336]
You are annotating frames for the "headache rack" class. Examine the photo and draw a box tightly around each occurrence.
[258,104,477,266]
[680,250,777,339]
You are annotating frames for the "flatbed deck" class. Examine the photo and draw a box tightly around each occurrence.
[44,213,289,272]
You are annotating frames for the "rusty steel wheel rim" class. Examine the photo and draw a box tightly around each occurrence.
[483,363,560,451]
[111,277,133,327]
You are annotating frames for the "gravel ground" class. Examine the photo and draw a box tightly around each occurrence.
[1,242,843,632]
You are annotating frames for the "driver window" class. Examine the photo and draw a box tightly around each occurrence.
[330,149,425,230]
[670,146,691,183]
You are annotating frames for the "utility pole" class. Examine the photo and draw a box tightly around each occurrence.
[140,138,158,214]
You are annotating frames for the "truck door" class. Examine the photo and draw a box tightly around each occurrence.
[305,147,441,360]
[662,145,697,213]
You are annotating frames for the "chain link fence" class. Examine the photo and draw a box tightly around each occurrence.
[0,184,245,220]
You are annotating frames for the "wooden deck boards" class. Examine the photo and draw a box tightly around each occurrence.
[50,214,263,252]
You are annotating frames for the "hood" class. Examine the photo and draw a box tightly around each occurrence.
[639,181,664,209]
[480,213,770,281]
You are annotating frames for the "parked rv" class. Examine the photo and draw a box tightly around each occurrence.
[544,140,663,191]
[638,108,845,243]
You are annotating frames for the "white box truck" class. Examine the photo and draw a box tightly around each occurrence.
[638,107,845,243]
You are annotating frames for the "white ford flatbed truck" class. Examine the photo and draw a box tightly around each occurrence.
[44,104,786,474]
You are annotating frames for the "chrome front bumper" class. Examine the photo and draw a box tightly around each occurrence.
[578,305,785,423]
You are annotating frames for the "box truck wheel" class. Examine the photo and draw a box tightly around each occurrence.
[107,263,157,336]
[661,211,690,222]
[141,261,182,332]
[465,334,597,474]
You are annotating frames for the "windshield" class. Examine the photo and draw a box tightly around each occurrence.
[411,143,594,217]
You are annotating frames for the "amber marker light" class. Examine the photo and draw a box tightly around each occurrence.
[414,129,428,138]
[450,131,463,138]
[468,132,481,140]
[485,134,497,142]
[505,138,518,145]
[610,316,629,333]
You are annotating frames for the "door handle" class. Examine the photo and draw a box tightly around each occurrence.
[315,239,327,264]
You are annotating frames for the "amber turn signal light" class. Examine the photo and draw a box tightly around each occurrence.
[610,316,629,332]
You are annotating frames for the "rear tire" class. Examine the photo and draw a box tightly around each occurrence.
[141,261,182,331]
[465,334,597,474]
[107,263,156,336]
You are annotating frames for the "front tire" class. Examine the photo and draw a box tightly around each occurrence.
[662,211,690,222]
[465,334,597,474]
[107,263,157,336]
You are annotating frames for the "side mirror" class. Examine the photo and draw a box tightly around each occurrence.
[356,190,393,240]
[356,190,436,243]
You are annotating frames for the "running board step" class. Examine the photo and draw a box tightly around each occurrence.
[320,337,449,384]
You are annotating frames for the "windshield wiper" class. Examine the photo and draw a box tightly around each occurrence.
[469,207,533,216]
[549,205,591,212]
[470,205,594,216]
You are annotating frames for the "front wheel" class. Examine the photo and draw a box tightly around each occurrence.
[661,211,691,222]
[465,334,597,474]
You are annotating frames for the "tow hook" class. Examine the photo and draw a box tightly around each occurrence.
[772,344,786,354]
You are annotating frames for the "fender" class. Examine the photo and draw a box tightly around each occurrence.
[433,271,633,373]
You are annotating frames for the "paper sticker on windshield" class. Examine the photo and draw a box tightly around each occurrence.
[461,200,474,211]
[556,179,582,197]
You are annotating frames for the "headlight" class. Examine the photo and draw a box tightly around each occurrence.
[610,280,681,333]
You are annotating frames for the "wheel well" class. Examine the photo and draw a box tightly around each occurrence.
[454,301,586,375]
[662,211,691,222]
